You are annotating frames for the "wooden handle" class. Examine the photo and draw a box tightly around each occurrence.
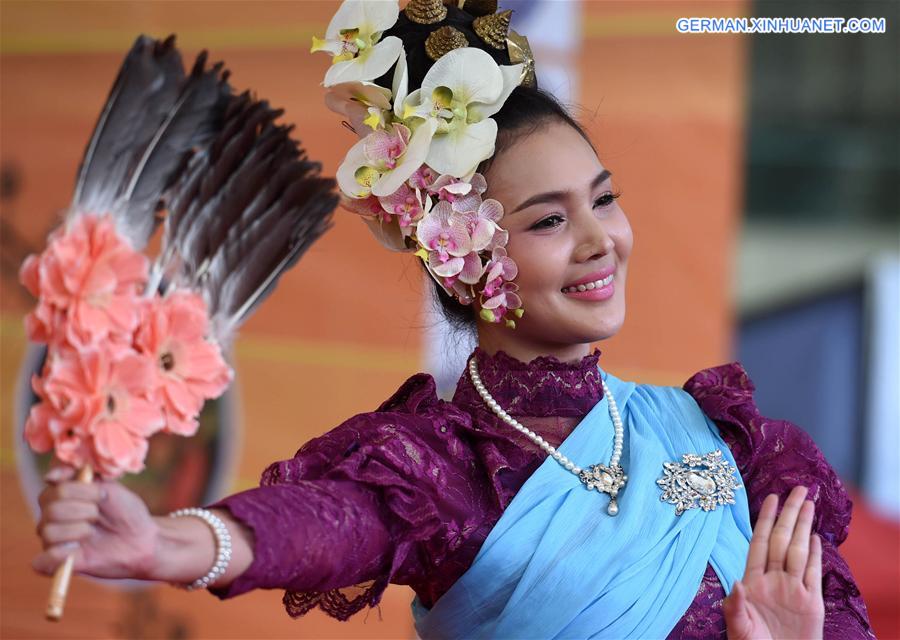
[45,464,94,622]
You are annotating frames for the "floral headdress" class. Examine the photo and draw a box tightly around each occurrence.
[312,0,536,328]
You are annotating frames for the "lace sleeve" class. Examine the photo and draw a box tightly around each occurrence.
[684,362,875,639]
[207,373,476,621]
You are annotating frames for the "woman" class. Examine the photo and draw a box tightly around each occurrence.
[32,1,873,637]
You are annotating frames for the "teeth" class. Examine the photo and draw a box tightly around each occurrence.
[562,273,614,294]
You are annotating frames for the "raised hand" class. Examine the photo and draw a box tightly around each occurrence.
[32,466,160,580]
[724,485,825,640]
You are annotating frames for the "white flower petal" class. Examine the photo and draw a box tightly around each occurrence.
[325,81,392,113]
[361,215,411,253]
[324,36,403,87]
[469,62,524,120]
[326,0,400,40]
[426,118,497,177]
[421,48,503,107]
[392,46,409,117]
[310,38,346,56]
[336,136,373,198]
[362,0,401,34]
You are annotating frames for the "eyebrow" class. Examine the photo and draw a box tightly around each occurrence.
[509,169,612,215]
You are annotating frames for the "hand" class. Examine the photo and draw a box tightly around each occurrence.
[724,485,825,640]
[32,466,160,581]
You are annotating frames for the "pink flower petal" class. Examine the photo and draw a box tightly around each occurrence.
[478,198,504,223]
[19,254,41,297]
[24,403,55,452]
[458,252,485,285]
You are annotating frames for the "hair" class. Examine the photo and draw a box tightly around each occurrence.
[374,6,597,332]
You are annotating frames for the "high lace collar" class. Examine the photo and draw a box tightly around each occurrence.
[451,346,605,418]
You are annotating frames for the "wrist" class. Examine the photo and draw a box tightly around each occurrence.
[146,514,217,584]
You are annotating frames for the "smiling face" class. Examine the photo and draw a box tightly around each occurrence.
[476,120,634,363]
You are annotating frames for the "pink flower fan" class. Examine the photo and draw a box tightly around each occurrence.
[136,291,233,437]
[24,345,165,479]
[19,215,148,350]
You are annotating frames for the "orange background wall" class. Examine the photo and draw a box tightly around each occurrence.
[2,1,770,638]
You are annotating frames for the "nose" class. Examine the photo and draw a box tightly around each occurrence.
[572,206,615,263]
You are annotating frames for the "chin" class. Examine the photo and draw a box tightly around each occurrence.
[585,312,625,342]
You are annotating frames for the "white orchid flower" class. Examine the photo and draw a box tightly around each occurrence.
[324,81,393,134]
[323,43,410,135]
[311,0,403,87]
[336,119,439,199]
[401,48,523,177]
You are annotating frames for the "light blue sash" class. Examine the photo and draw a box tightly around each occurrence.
[412,368,751,639]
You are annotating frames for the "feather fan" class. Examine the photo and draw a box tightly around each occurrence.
[70,34,231,250]
[154,91,338,345]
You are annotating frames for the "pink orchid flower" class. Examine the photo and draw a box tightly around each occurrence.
[136,291,233,437]
[481,246,519,298]
[19,215,148,349]
[337,120,439,199]
[408,165,438,191]
[427,172,488,213]
[479,246,524,327]
[363,124,410,171]
[480,281,523,326]
[485,225,509,252]
[461,198,505,252]
[427,249,484,285]
[378,182,426,231]
[340,193,390,221]
[416,201,473,264]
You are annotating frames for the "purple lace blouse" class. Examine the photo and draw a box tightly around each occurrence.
[210,348,874,639]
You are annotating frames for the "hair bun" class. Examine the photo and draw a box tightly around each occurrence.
[374,3,524,94]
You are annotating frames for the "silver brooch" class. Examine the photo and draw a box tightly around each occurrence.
[578,463,627,515]
[656,450,743,516]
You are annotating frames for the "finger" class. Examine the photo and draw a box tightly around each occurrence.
[39,481,105,510]
[745,493,779,577]
[44,464,75,484]
[723,580,752,640]
[39,521,94,549]
[31,542,80,576]
[767,485,808,573]
[785,499,815,577]
[35,500,100,537]
[803,533,823,596]
[44,500,101,525]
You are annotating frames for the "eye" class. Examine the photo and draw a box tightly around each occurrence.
[531,213,565,229]
[528,191,622,231]
[594,191,621,208]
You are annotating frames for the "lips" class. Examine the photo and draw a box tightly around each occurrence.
[562,267,616,290]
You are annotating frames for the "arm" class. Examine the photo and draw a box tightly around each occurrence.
[724,487,825,640]
[149,509,255,587]
[34,372,459,621]
[683,362,876,639]
[31,468,255,589]
[34,464,399,597]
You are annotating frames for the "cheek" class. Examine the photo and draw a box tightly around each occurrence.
[505,233,567,296]
[612,212,634,261]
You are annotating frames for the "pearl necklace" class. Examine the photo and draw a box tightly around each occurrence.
[468,357,628,515]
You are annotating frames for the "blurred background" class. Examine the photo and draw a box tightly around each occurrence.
[1,0,897,638]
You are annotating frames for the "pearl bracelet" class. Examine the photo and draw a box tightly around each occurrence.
[168,507,232,591]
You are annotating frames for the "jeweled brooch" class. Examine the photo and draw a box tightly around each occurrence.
[656,450,742,516]
[579,463,627,515]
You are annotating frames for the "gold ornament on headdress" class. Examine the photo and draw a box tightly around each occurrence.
[425,26,469,61]
[473,9,512,50]
[452,0,498,17]
[405,0,447,24]
[507,28,536,88]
